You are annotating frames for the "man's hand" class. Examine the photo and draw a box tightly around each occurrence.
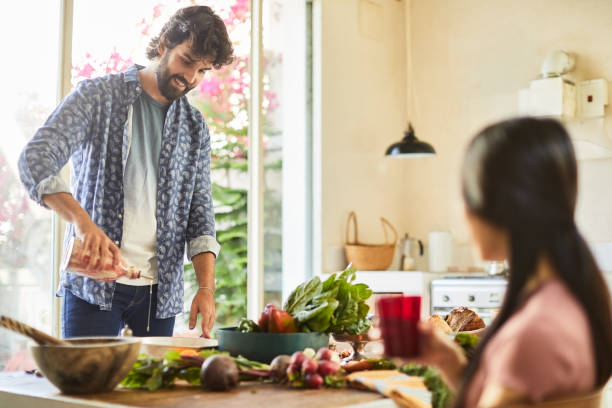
[43,192,124,272]
[75,217,123,272]
[189,252,216,337]
[189,289,216,338]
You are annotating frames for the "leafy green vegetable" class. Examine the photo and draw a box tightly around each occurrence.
[233,355,270,371]
[365,358,396,370]
[120,350,268,391]
[400,364,453,408]
[120,352,202,391]
[454,332,480,360]
[323,375,347,388]
[283,276,323,315]
[283,266,373,335]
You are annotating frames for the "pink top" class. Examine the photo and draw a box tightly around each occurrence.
[465,279,596,407]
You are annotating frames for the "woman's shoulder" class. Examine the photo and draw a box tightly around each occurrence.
[482,278,596,401]
[490,279,592,359]
[509,279,589,335]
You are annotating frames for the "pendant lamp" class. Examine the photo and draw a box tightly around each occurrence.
[385,123,436,158]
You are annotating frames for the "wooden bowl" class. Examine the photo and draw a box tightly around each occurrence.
[29,337,141,394]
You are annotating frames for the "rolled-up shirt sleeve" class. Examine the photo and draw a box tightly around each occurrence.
[37,174,71,198]
[187,234,221,260]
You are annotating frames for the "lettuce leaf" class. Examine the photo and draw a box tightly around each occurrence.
[284,266,373,334]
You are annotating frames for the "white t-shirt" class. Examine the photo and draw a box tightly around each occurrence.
[116,89,167,285]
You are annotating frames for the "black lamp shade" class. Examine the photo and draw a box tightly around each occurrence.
[385,124,436,158]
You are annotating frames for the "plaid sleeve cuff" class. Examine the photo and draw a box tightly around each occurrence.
[187,234,221,260]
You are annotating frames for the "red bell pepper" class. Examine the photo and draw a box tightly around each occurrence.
[268,308,298,333]
[258,303,276,332]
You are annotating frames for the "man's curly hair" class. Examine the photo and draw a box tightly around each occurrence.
[146,5,234,69]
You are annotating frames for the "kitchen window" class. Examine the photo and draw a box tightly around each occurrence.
[0,0,312,362]
[0,0,61,371]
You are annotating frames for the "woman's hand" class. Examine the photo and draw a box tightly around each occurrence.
[396,321,468,392]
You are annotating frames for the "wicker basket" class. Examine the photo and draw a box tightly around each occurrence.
[344,211,398,271]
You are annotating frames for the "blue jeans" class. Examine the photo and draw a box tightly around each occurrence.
[62,283,175,338]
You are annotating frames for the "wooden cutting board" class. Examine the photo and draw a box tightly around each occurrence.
[0,372,388,408]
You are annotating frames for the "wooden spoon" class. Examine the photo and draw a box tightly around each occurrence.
[0,315,68,346]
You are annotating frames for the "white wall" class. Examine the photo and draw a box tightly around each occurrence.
[402,0,612,261]
[318,0,409,273]
[318,0,612,273]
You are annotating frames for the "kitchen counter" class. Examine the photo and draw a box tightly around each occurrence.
[0,371,396,408]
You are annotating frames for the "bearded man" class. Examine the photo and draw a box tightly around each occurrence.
[19,6,233,338]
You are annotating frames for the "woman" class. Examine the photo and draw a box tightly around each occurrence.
[416,117,612,407]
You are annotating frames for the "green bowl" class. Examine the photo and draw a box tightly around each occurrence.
[216,327,330,363]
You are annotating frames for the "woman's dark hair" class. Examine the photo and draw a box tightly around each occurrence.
[146,5,234,69]
[455,117,612,406]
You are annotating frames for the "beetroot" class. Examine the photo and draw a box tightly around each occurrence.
[305,373,323,389]
[317,360,340,376]
[200,355,239,391]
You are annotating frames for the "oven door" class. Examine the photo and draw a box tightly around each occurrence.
[430,277,507,325]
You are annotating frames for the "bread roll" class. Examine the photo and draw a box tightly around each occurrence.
[445,307,485,332]
[429,314,452,334]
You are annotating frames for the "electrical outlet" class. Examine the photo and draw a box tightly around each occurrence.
[577,79,608,118]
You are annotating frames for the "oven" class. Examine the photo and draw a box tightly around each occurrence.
[430,276,507,325]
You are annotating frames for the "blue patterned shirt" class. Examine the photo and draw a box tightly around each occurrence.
[18,65,220,318]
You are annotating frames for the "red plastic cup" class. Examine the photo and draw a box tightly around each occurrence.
[377,295,421,358]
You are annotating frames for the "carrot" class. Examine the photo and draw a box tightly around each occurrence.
[179,349,199,358]
[342,360,374,373]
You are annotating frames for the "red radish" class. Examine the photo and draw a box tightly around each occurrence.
[315,347,333,361]
[317,360,340,376]
[290,351,307,367]
[305,373,323,389]
[301,358,318,374]
[287,362,300,376]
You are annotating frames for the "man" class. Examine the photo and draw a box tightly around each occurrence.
[18,6,233,338]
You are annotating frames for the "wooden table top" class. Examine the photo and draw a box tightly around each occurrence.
[0,371,393,408]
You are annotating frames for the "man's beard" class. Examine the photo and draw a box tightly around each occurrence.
[155,52,194,102]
